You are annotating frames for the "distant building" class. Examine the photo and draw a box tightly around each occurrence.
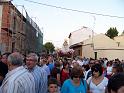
[0,1,43,54]
[69,27,124,60]
[83,33,124,60]
[68,26,96,57]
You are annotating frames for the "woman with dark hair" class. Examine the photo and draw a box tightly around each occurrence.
[107,73,124,93]
[87,63,108,93]
[61,66,87,93]
[60,61,70,85]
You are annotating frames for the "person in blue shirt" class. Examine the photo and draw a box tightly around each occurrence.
[47,55,54,72]
[61,66,87,93]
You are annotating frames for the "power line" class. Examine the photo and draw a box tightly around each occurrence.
[23,0,124,19]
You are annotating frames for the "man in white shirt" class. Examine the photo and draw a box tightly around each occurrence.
[1,52,35,93]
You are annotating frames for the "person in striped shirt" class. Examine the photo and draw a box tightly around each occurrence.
[26,53,48,93]
[0,87,2,93]
[1,52,35,93]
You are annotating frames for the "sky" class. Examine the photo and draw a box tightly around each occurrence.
[12,0,124,48]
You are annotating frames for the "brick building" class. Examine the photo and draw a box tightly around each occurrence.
[0,1,43,54]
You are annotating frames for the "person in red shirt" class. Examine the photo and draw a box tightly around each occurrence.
[60,61,70,85]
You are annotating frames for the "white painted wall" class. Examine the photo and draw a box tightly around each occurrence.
[69,27,93,46]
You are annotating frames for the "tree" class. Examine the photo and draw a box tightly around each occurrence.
[105,27,119,39]
[43,42,55,54]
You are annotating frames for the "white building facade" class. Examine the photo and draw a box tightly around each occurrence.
[69,27,124,60]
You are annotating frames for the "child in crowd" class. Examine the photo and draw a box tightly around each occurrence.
[48,78,60,93]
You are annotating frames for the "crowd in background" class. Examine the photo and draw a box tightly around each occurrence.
[0,52,124,93]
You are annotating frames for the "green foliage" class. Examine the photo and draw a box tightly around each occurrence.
[105,27,119,39]
[43,42,55,54]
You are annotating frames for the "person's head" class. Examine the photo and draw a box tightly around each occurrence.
[72,61,79,68]
[1,52,11,65]
[70,66,84,83]
[54,61,60,68]
[89,59,95,67]
[63,61,69,69]
[59,60,63,67]
[39,57,47,66]
[48,78,58,93]
[84,64,90,71]
[7,52,23,71]
[26,53,38,69]
[107,73,124,93]
[112,63,123,75]
[107,61,112,66]
[91,64,103,77]
[48,55,53,63]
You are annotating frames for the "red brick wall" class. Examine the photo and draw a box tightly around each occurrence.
[1,4,11,52]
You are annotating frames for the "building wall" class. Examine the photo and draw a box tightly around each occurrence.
[0,5,3,41]
[69,29,124,60]
[82,44,94,58]
[82,34,124,60]
[114,35,124,47]
[1,3,24,53]
[73,46,82,57]
[24,20,43,54]
[0,2,43,54]
[10,7,25,53]
[82,45,124,60]
[0,5,3,53]
[1,4,12,52]
[93,34,118,49]
[83,34,118,49]
[94,49,124,60]
[69,27,93,46]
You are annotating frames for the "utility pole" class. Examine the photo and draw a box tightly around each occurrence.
[92,15,96,48]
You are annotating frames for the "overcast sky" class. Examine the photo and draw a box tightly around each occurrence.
[12,0,124,48]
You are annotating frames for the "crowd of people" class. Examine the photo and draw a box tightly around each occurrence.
[0,52,124,93]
